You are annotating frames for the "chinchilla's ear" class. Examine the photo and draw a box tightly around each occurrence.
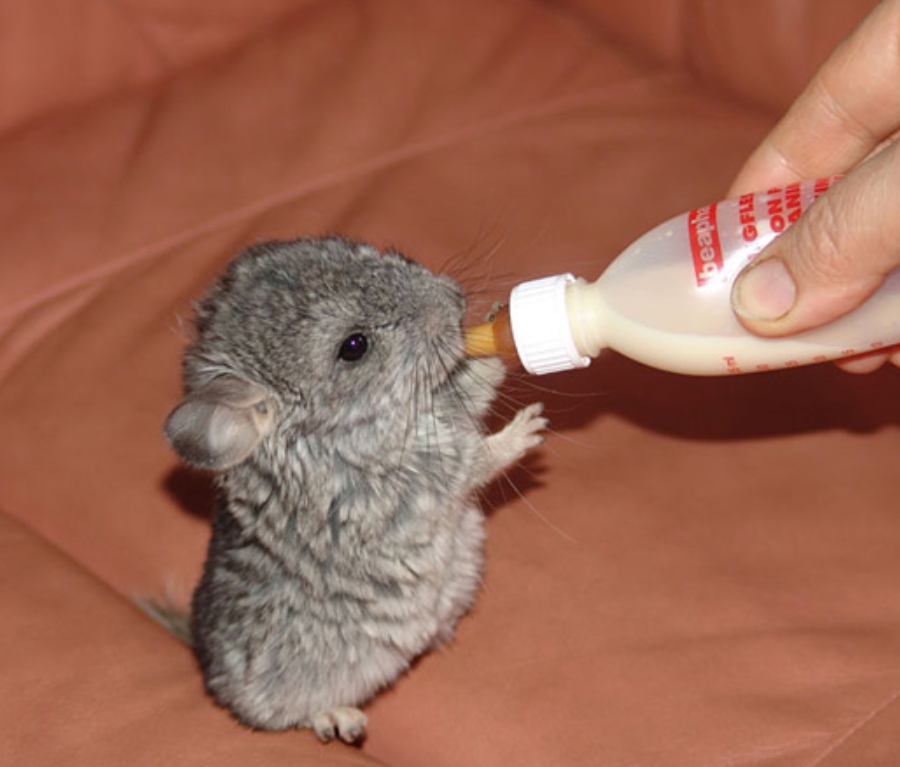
[164,374,275,471]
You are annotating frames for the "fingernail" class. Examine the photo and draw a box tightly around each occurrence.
[732,258,797,322]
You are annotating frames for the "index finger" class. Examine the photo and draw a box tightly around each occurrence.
[729,0,900,196]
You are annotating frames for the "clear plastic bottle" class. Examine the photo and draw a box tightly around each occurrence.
[465,178,900,376]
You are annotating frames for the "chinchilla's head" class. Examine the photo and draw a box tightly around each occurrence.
[164,237,468,471]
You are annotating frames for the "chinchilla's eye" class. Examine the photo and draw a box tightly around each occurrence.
[337,332,369,362]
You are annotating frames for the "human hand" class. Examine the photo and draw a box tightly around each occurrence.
[729,0,900,372]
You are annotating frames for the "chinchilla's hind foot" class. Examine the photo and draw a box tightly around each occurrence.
[311,706,368,744]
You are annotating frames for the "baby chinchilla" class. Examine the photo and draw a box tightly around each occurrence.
[164,236,545,743]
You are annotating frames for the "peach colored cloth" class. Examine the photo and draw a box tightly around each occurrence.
[2,2,897,764]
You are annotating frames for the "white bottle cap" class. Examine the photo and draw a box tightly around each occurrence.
[509,274,592,375]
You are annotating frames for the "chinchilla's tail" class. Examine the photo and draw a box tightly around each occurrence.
[134,594,193,646]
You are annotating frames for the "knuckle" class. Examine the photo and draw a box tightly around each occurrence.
[789,193,854,284]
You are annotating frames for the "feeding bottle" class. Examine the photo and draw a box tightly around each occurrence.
[465,177,900,376]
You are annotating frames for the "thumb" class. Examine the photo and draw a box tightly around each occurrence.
[731,141,900,337]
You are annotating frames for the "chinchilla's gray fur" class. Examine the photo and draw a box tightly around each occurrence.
[163,237,545,743]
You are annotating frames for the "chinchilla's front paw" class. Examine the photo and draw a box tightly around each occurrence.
[489,402,547,469]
